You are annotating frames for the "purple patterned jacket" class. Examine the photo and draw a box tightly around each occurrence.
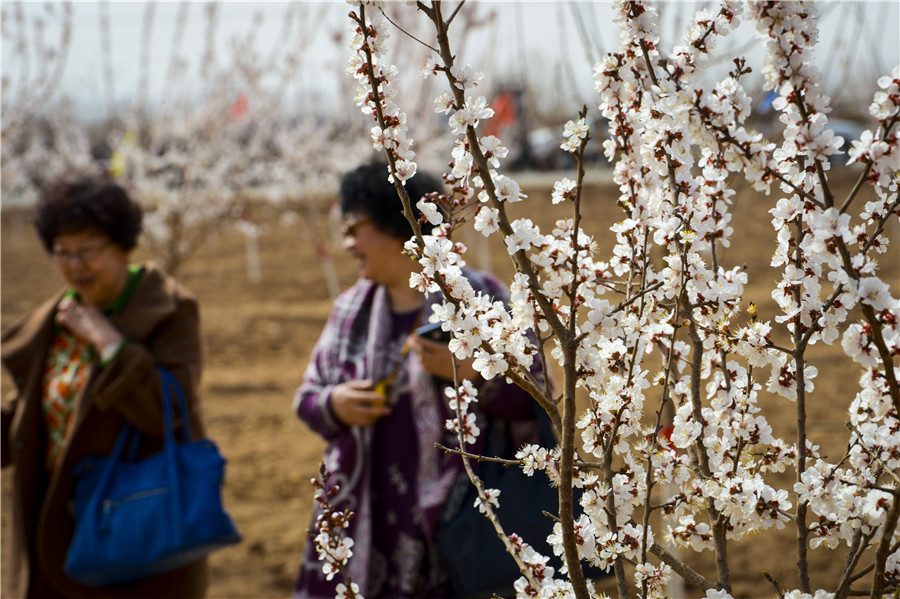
[292,268,541,598]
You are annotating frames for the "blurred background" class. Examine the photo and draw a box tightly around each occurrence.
[4,2,898,200]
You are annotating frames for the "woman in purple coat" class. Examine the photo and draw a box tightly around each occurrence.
[292,162,542,598]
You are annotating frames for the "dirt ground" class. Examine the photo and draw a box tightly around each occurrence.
[2,168,897,598]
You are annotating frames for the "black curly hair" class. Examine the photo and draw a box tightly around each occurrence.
[33,174,143,253]
[338,161,444,240]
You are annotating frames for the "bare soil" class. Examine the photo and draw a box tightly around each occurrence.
[2,167,896,598]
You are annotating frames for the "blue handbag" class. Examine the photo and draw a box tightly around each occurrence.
[65,367,241,587]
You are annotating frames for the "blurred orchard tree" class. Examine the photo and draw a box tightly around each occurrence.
[1,1,376,278]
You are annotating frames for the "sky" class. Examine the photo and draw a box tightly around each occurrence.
[3,1,899,124]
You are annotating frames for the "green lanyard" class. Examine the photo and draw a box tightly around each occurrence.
[63,264,144,317]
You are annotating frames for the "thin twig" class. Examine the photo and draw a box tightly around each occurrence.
[435,442,521,467]
[763,571,786,599]
[445,1,466,27]
[840,113,899,214]
[378,6,439,53]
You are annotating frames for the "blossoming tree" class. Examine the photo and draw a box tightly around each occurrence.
[0,2,91,204]
[2,2,376,278]
[107,1,364,276]
[313,1,899,598]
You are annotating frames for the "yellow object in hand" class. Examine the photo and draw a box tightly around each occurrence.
[373,380,389,396]
[370,337,411,407]
[370,380,390,408]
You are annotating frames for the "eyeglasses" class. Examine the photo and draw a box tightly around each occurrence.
[340,217,372,238]
[51,240,111,264]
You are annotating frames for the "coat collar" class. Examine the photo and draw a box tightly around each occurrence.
[111,264,179,341]
[1,263,179,380]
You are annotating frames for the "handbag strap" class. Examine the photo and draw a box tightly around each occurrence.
[114,367,194,460]
[157,368,182,527]
[157,367,193,444]
[83,367,186,521]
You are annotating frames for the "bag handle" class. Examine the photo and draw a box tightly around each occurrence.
[157,367,193,444]
[113,367,193,461]
[158,368,183,536]
[83,367,184,539]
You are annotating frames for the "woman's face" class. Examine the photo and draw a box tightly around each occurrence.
[340,213,407,286]
[51,231,132,308]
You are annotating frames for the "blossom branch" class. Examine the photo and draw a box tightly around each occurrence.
[424,4,591,596]
[351,3,555,420]
[649,541,716,591]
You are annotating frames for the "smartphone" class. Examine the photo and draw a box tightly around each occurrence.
[415,321,452,343]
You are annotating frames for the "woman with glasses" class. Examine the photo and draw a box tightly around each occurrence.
[1,174,209,598]
[292,162,543,599]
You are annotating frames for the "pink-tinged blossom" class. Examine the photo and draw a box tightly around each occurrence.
[409,271,438,294]
[416,198,443,226]
[421,55,440,78]
[479,135,508,169]
[847,130,891,165]
[561,118,589,153]
[390,159,416,182]
[473,205,500,237]
[870,66,900,121]
[446,411,480,445]
[855,277,896,312]
[551,178,577,204]
[433,91,455,115]
[314,533,354,581]
[466,95,494,121]
[334,582,362,599]
[667,514,714,552]
[504,218,542,255]
[493,174,525,203]
[474,487,501,513]
[447,327,482,360]
[445,379,477,411]
[472,350,508,380]
[450,141,474,180]
[450,64,483,90]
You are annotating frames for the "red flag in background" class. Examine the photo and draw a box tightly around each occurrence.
[230,93,249,119]
[484,90,516,138]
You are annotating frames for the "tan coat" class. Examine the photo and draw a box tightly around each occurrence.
[2,264,209,599]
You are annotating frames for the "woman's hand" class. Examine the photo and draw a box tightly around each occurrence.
[329,380,392,428]
[55,297,123,351]
[407,334,478,382]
